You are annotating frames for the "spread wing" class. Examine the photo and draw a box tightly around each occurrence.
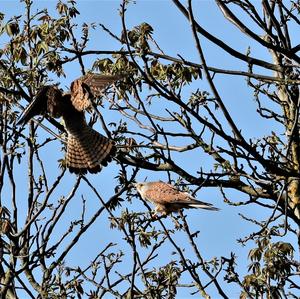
[70,73,125,112]
[18,85,63,125]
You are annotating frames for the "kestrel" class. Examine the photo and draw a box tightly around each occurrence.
[18,74,124,174]
[134,181,219,215]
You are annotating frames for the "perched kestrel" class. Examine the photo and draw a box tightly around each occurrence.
[18,74,124,174]
[134,181,219,215]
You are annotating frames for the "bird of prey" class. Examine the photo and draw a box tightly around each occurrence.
[134,181,219,215]
[18,73,124,174]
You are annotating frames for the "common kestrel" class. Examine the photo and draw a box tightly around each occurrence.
[18,74,124,174]
[134,181,219,215]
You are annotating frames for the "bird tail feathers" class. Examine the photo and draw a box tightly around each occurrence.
[188,203,219,211]
[176,197,219,211]
[66,126,116,174]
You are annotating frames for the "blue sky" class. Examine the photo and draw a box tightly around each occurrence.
[1,1,299,298]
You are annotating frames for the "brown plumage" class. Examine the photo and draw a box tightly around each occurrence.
[17,85,64,124]
[134,181,219,215]
[18,74,123,174]
[70,74,124,111]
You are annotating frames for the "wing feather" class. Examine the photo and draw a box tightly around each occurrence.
[144,181,219,210]
[143,181,187,204]
[70,73,125,111]
[18,85,62,125]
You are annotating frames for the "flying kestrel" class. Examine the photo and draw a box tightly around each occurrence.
[18,74,124,174]
[134,181,219,215]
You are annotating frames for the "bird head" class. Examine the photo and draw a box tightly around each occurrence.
[133,182,147,194]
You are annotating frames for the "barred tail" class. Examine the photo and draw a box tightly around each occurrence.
[66,126,116,174]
